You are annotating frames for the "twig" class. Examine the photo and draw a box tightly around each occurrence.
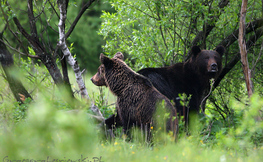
[65,0,97,39]
[201,79,215,114]
[0,39,39,58]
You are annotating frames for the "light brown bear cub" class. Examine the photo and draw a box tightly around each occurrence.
[91,52,178,139]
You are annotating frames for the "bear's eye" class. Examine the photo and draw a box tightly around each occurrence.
[100,65,105,73]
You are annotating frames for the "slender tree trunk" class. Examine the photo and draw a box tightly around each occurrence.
[205,26,263,112]
[57,0,89,100]
[239,0,253,98]
[12,17,65,86]
[0,33,32,103]
[57,0,103,119]
[60,50,74,98]
[11,0,73,93]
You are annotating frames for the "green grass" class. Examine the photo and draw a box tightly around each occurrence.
[1,101,263,161]
[1,71,263,161]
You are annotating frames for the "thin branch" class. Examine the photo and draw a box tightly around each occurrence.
[121,1,159,21]
[27,0,38,38]
[251,40,263,73]
[155,2,168,51]
[214,26,263,89]
[189,0,230,50]
[33,0,49,20]
[209,96,226,120]
[0,39,39,58]
[13,17,44,55]
[65,0,97,39]
[173,4,176,49]
[41,4,59,34]
[159,25,168,50]
[144,0,157,19]
[13,17,31,40]
[214,54,240,89]
[153,40,165,64]
[0,2,29,55]
[219,18,263,47]
[167,21,189,48]
[48,0,60,18]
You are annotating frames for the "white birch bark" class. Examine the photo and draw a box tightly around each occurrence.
[57,0,104,119]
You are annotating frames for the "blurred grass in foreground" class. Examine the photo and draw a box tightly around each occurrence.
[0,71,263,161]
[0,93,262,161]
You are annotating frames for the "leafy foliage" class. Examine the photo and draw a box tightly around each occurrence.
[99,0,252,70]
[1,0,263,160]
[12,97,31,122]
[99,0,263,123]
[92,87,116,118]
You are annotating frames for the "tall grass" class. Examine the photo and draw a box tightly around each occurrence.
[0,70,263,161]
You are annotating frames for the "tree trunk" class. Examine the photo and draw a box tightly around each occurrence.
[239,0,253,98]
[203,26,263,112]
[12,17,65,86]
[59,50,74,98]
[57,0,104,119]
[0,33,32,103]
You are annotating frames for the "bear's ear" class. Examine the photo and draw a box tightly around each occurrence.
[191,46,201,56]
[215,46,225,56]
[113,52,124,60]
[100,53,112,66]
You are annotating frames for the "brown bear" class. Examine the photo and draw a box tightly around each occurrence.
[137,46,225,122]
[93,46,224,128]
[91,52,178,138]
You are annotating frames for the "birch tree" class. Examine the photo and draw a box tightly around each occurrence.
[0,29,32,103]
[0,0,104,119]
[57,0,103,119]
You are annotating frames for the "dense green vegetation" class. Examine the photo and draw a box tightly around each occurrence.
[0,0,263,160]
[1,78,263,160]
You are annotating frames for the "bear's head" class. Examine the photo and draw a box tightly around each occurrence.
[190,46,225,78]
[91,52,124,86]
[91,52,153,96]
[90,64,106,86]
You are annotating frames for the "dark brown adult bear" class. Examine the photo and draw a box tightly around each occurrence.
[137,46,225,121]
[91,52,178,138]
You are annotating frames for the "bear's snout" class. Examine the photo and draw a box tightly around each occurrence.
[90,77,96,84]
[211,63,218,71]
[90,74,106,86]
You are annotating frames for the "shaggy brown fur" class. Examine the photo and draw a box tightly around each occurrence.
[92,52,178,138]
